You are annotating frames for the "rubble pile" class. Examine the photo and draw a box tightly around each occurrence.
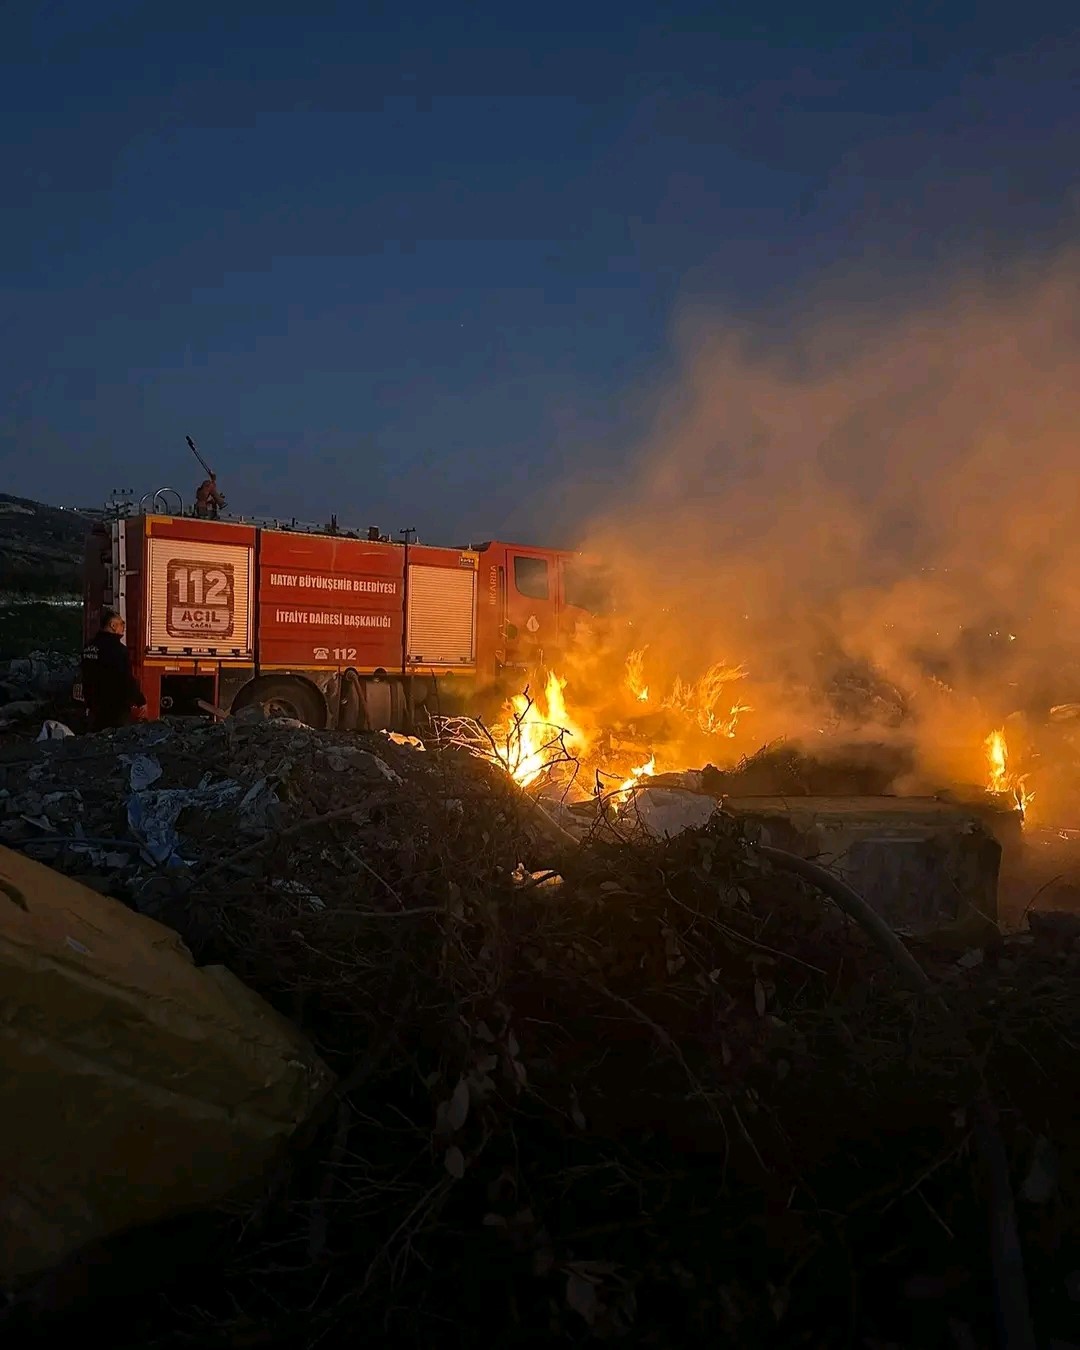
[690,738,917,797]
[1,714,1078,1349]
[0,650,78,736]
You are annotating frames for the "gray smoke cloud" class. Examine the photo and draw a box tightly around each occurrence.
[571,248,1080,789]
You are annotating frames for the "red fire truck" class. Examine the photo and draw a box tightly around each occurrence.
[80,500,609,730]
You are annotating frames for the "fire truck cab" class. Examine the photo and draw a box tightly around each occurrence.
[81,500,608,731]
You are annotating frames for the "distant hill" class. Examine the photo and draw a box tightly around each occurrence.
[0,494,91,597]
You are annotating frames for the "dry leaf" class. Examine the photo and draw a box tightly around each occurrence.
[754,978,767,1017]
[444,1145,466,1179]
[1020,1135,1058,1204]
[447,1077,470,1132]
[566,1272,599,1324]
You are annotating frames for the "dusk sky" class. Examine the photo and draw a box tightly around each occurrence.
[2,1,1078,544]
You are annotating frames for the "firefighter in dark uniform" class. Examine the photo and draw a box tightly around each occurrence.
[81,609,147,731]
[195,473,226,519]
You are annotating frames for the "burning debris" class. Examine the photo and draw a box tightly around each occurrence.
[1,707,1077,1348]
[442,650,1042,840]
[0,612,1075,1350]
[985,726,1034,815]
[623,647,751,738]
[625,645,649,703]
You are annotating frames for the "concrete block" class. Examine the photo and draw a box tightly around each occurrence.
[725,796,1002,932]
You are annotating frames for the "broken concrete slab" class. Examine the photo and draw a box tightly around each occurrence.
[726,796,1002,932]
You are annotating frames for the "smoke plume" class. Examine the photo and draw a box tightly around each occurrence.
[573,249,1080,791]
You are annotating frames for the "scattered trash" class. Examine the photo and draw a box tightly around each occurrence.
[383,731,425,751]
[36,720,74,741]
[0,651,78,735]
[0,689,1075,1347]
[126,781,241,868]
[625,786,718,838]
[511,862,564,890]
[237,776,281,831]
[125,753,163,792]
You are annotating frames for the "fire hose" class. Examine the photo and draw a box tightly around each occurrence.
[757,846,1036,1350]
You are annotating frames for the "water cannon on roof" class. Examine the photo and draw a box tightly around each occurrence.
[187,435,227,518]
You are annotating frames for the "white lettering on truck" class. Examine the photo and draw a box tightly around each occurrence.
[268,573,396,594]
[275,610,392,628]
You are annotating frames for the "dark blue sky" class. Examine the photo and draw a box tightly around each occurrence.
[2,1,1078,543]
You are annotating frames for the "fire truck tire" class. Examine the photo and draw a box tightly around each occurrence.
[233,676,328,730]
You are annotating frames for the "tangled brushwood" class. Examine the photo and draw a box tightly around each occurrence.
[2,716,1078,1348]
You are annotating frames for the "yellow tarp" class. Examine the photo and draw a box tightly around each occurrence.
[0,845,334,1287]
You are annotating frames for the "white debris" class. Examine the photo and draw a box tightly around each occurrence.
[627,788,717,839]
[382,731,425,751]
[37,720,75,741]
[126,781,242,867]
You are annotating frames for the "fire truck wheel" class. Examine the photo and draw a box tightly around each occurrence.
[234,675,328,730]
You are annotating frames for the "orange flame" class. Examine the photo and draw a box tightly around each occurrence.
[663,662,750,738]
[626,647,650,703]
[611,755,657,814]
[984,727,1032,815]
[985,729,1008,793]
[493,671,589,787]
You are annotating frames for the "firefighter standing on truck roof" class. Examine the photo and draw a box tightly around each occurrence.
[81,609,146,732]
[195,472,225,519]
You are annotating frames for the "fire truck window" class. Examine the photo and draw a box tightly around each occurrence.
[513,556,549,600]
[564,564,612,615]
